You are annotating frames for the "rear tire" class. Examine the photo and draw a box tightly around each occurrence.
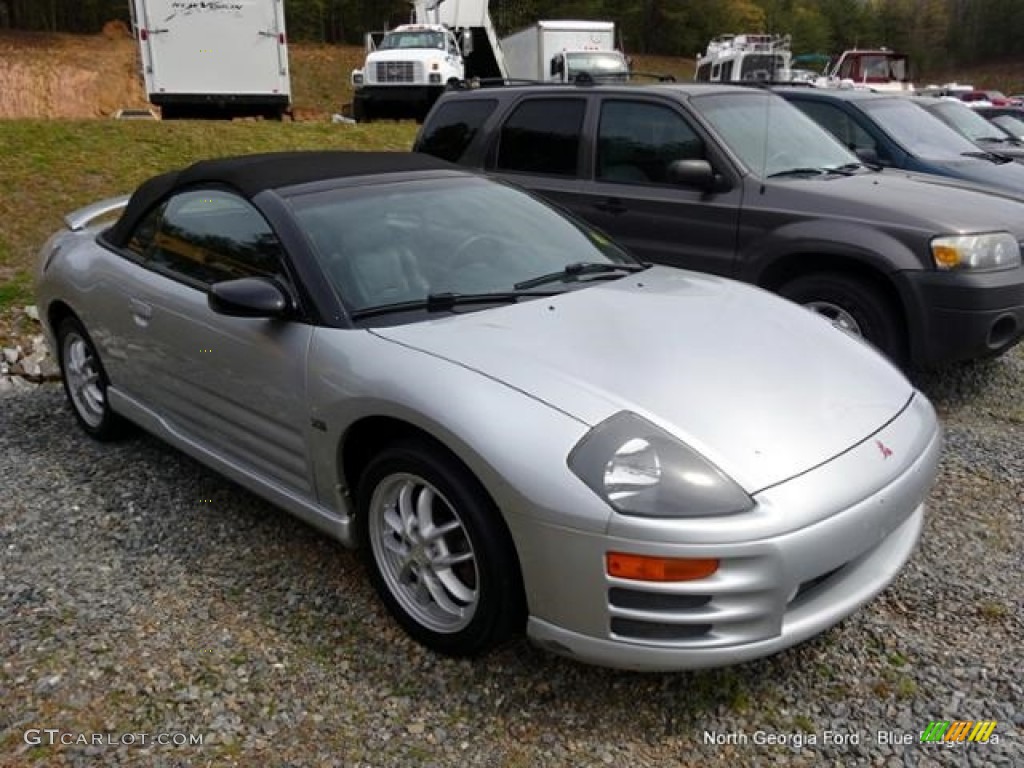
[778,272,906,365]
[357,439,524,657]
[56,317,132,441]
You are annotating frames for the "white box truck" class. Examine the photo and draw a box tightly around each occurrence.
[129,0,291,119]
[501,20,629,83]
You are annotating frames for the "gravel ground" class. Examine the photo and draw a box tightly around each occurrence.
[1,349,1022,767]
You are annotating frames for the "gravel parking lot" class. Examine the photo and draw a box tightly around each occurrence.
[1,349,1021,767]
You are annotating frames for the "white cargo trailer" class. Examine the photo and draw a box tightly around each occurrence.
[501,20,629,83]
[129,0,291,119]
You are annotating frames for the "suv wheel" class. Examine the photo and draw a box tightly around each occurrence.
[779,273,906,364]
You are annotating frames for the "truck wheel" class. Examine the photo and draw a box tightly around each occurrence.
[353,99,372,124]
[778,273,906,364]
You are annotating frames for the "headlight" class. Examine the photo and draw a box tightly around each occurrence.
[931,232,1021,271]
[351,71,364,86]
[568,412,753,518]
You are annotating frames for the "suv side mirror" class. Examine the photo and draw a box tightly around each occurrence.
[667,159,721,192]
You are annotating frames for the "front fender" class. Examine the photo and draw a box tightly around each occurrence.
[305,328,611,537]
[740,217,925,284]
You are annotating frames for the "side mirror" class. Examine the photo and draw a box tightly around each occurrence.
[855,146,884,166]
[460,29,474,56]
[667,159,722,192]
[550,55,564,78]
[208,277,290,318]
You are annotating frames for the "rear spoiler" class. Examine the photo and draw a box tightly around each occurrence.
[64,194,130,232]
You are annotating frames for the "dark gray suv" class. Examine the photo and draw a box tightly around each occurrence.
[414,82,1024,368]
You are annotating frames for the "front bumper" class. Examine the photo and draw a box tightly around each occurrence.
[897,265,1024,366]
[519,394,941,671]
[353,85,445,109]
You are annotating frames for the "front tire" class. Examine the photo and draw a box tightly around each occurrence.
[57,317,131,441]
[778,272,906,365]
[357,440,524,657]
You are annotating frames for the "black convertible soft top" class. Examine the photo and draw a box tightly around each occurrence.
[105,151,460,248]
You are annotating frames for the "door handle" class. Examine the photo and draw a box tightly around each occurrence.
[594,198,628,215]
[129,298,153,326]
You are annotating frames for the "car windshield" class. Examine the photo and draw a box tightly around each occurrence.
[739,54,788,81]
[927,100,1008,141]
[695,90,858,177]
[567,52,628,78]
[290,177,635,317]
[991,114,1024,140]
[859,97,981,159]
[379,30,445,50]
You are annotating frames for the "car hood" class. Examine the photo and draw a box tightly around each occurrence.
[766,168,1024,232]
[371,267,913,493]
[908,155,1024,199]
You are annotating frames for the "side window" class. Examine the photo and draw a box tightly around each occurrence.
[596,100,705,184]
[495,98,585,176]
[417,99,497,163]
[125,203,164,261]
[793,101,861,149]
[142,190,286,287]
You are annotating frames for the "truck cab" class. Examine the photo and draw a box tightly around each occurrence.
[351,24,466,122]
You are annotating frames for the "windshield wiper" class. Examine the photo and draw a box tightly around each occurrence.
[349,290,559,320]
[960,150,1013,163]
[767,165,857,178]
[513,262,647,290]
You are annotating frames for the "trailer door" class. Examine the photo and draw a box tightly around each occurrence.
[136,0,289,97]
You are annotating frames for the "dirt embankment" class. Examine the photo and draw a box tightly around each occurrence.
[0,23,148,119]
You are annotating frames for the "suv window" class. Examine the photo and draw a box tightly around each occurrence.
[417,99,497,162]
[495,98,585,176]
[793,100,884,160]
[128,190,286,287]
[596,100,705,184]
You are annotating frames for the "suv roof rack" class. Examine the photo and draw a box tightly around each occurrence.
[444,72,676,92]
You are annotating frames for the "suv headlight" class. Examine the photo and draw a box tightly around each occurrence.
[568,412,753,518]
[931,232,1021,271]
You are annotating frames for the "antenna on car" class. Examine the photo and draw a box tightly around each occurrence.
[760,89,771,193]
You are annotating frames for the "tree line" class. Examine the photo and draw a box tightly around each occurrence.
[1,1,1021,74]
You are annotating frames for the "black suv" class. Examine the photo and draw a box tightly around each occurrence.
[414,82,1024,368]
[773,86,1024,193]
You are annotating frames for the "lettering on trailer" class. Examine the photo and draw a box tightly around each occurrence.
[165,2,245,22]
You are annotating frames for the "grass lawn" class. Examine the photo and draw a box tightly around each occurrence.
[0,120,419,332]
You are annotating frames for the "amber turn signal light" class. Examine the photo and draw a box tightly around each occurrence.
[606,552,719,582]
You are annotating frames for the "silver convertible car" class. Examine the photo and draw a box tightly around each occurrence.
[36,152,942,671]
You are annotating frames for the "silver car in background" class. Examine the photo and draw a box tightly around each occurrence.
[35,152,942,670]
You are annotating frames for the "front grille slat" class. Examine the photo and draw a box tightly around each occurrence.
[611,618,712,641]
[374,61,420,83]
